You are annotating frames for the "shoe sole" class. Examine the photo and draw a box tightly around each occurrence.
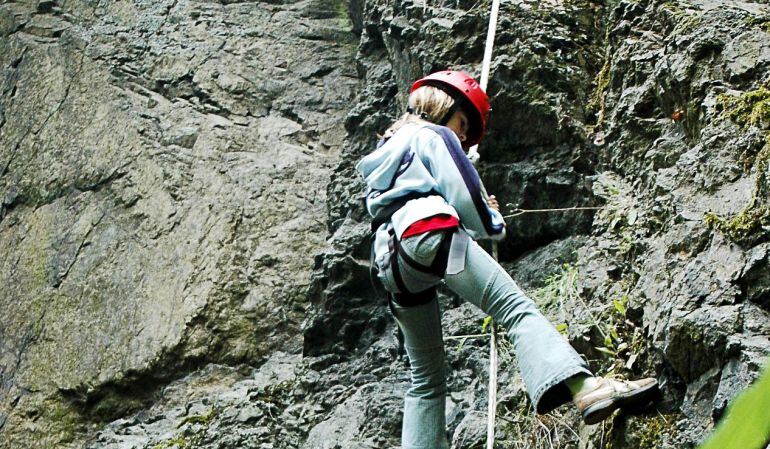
[581,380,659,425]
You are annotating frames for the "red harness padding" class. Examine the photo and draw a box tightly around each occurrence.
[401,214,459,239]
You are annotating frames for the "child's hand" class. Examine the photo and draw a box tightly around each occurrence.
[488,195,500,212]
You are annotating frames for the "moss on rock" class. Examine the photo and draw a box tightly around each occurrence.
[628,414,679,449]
[718,86,770,130]
[705,140,770,246]
[151,408,217,449]
[43,398,82,445]
[705,202,770,246]
[745,15,770,34]
[587,25,612,127]
[707,87,770,245]
[151,437,190,449]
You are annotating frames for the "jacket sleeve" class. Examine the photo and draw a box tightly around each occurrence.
[413,126,506,241]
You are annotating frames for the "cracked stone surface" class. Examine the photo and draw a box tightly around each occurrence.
[1,0,356,447]
[2,0,770,448]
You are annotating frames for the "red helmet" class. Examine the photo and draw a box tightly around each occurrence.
[411,70,491,146]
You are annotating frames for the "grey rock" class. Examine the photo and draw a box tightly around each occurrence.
[162,126,200,149]
[723,30,770,81]
[3,0,770,448]
[235,403,264,424]
[0,0,357,447]
[451,411,486,449]
[741,243,770,310]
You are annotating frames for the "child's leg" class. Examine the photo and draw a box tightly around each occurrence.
[391,298,450,449]
[444,237,592,414]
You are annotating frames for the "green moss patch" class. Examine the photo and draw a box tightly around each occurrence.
[151,408,218,449]
[152,437,190,449]
[626,414,679,449]
[705,203,770,245]
[745,15,770,34]
[587,26,612,127]
[256,379,295,405]
[708,87,770,245]
[705,150,770,246]
[718,86,770,130]
[705,141,770,246]
[43,398,82,445]
[178,408,217,427]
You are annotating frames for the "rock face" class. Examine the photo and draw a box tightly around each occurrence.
[1,0,769,448]
[0,0,356,447]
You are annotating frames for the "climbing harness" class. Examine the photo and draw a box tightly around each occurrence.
[369,190,440,232]
[367,126,475,361]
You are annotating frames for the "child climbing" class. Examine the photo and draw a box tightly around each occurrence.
[355,70,659,448]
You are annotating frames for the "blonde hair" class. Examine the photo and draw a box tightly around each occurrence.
[381,85,456,140]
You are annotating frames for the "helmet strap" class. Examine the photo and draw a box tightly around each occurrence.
[438,101,460,126]
[436,84,470,127]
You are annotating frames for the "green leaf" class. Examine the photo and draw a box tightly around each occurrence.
[555,323,568,334]
[482,316,493,333]
[596,346,617,357]
[699,360,770,449]
[604,335,614,348]
[610,327,620,342]
[613,299,627,316]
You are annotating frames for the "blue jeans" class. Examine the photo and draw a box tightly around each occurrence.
[390,230,591,449]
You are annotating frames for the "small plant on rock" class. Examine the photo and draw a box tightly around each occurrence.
[594,293,645,376]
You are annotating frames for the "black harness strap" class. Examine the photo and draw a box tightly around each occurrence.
[370,190,439,232]
[387,228,454,294]
[388,230,410,294]
[394,229,453,277]
[385,229,453,363]
[393,286,438,308]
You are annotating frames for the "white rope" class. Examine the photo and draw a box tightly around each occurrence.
[487,320,499,448]
[469,0,501,163]
[476,1,502,448]
[504,205,602,218]
[479,2,500,90]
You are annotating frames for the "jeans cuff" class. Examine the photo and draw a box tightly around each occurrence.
[532,361,592,414]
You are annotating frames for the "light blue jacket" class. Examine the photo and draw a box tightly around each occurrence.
[356,124,505,264]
